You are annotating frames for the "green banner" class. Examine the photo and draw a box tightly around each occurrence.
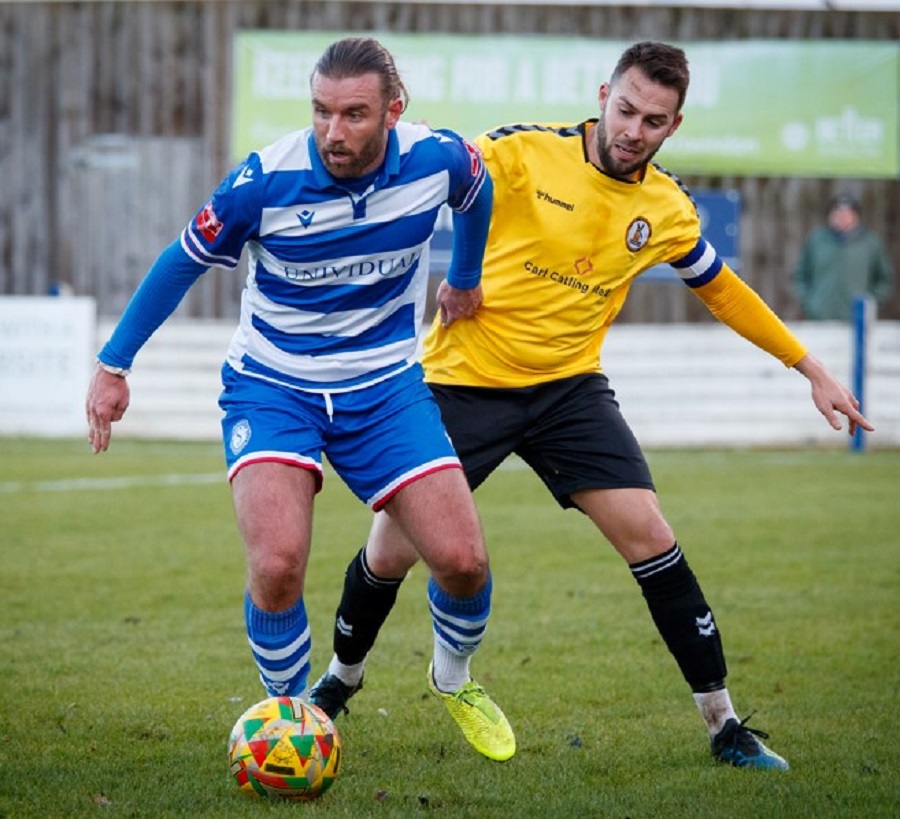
[232,32,899,178]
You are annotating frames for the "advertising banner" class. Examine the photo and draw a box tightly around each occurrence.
[233,32,898,178]
[0,297,96,436]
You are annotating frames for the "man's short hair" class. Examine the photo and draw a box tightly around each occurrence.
[611,41,690,112]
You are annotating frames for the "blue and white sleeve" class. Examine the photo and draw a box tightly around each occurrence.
[437,131,492,290]
[446,172,492,290]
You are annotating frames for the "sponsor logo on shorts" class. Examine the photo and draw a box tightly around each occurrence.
[230,419,251,455]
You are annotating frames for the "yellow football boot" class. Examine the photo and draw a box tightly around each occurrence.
[427,662,516,762]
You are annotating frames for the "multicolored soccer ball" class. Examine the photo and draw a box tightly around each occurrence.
[227,696,342,800]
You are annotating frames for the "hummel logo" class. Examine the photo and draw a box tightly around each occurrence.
[336,616,353,637]
[298,209,315,228]
[536,189,575,211]
[696,611,717,637]
[232,166,254,188]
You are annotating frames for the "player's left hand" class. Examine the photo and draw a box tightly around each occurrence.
[437,280,483,328]
[794,353,874,436]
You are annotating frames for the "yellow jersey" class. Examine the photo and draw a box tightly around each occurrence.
[422,120,806,388]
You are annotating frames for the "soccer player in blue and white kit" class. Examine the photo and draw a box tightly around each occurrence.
[85,37,515,762]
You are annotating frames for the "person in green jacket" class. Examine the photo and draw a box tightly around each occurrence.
[792,193,894,321]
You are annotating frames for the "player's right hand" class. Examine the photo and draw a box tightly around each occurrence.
[85,367,131,453]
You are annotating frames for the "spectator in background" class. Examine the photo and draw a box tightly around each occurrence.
[792,194,894,321]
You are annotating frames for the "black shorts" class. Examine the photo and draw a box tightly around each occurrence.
[429,373,654,510]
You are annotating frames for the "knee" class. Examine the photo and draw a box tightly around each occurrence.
[431,546,489,597]
[247,548,305,609]
[646,517,676,550]
[606,513,676,564]
[453,550,489,587]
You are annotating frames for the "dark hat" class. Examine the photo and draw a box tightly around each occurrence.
[829,193,861,214]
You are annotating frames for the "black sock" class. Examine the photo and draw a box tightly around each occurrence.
[630,543,727,693]
[333,547,403,665]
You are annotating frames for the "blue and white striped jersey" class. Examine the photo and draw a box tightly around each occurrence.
[182,122,486,392]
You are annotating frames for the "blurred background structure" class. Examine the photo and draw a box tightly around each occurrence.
[1,0,898,324]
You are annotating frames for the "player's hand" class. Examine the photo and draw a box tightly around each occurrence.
[437,280,483,328]
[794,354,874,436]
[85,367,131,453]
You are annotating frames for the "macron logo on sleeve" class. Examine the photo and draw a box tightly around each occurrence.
[232,166,254,188]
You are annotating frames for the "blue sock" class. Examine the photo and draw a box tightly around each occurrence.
[244,591,311,697]
[427,574,492,656]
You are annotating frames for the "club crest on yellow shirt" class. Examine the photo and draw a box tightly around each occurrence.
[625,218,652,252]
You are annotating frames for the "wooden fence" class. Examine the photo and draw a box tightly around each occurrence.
[1,1,898,322]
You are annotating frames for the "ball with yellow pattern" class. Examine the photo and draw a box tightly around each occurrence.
[227,696,342,800]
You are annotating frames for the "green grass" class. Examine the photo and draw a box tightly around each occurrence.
[1,439,898,818]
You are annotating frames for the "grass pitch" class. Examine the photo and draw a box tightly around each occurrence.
[1,438,898,818]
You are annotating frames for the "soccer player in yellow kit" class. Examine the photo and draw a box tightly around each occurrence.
[310,41,872,769]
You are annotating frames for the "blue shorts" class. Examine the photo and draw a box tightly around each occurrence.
[219,363,461,509]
